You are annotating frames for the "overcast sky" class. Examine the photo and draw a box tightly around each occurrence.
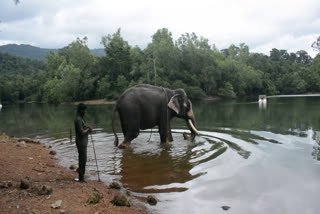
[0,0,319,57]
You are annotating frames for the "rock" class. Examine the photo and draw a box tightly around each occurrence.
[0,181,13,189]
[222,205,231,211]
[60,210,66,214]
[32,185,53,195]
[126,190,131,196]
[48,145,52,149]
[18,137,40,144]
[51,200,62,209]
[147,195,158,205]
[69,164,77,170]
[0,140,6,143]
[111,192,130,207]
[87,191,103,205]
[20,177,32,189]
[299,132,308,137]
[18,137,33,142]
[32,168,45,173]
[49,150,56,155]
[16,141,27,147]
[109,181,121,189]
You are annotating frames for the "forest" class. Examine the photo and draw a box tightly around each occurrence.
[0,28,320,103]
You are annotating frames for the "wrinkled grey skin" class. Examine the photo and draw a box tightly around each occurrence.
[112,84,198,148]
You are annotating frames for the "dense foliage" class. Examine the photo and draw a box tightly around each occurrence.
[0,29,319,103]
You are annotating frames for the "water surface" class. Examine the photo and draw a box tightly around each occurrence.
[1,96,320,214]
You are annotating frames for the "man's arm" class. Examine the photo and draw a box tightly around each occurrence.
[75,118,90,136]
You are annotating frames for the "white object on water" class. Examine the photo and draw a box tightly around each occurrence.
[258,95,267,103]
[0,104,2,109]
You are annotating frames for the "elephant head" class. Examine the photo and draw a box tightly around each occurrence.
[168,89,200,140]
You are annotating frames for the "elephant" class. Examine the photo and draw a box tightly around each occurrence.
[112,84,200,148]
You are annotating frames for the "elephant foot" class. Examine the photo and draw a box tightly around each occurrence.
[183,132,194,140]
[119,143,129,149]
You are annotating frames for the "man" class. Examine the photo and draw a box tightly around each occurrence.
[74,103,92,182]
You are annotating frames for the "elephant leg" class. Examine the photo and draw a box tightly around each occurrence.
[119,113,127,137]
[158,122,168,144]
[119,129,139,149]
[119,117,140,149]
[168,122,173,142]
[118,139,131,149]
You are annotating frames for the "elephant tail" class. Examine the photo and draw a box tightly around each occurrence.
[112,105,119,146]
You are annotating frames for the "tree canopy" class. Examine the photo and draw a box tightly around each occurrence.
[0,29,319,103]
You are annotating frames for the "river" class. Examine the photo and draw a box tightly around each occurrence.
[1,96,320,214]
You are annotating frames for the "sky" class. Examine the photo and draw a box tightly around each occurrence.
[0,0,319,57]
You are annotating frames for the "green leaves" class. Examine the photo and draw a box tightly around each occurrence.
[1,31,319,103]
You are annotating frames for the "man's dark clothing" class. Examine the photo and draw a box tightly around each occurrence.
[74,113,90,181]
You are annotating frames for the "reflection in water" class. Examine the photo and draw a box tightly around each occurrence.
[259,101,267,110]
[118,133,233,193]
[1,97,320,214]
[118,137,197,193]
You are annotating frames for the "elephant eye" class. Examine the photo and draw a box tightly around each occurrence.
[186,103,190,110]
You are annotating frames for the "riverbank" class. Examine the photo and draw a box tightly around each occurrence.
[62,99,116,105]
[1,95,222,106]
[0,134,147,214]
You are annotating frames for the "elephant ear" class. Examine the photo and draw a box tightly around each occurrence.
[168,95,180,114]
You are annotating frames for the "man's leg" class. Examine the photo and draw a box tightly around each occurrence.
[77,143,85,181]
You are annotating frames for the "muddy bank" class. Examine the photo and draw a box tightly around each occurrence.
[0,134,147,214]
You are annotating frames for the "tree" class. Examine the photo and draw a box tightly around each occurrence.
[270,48,281,61]
[295,50,312,65]
[145,28,180,85]
[99,29,132,98]
[101,28,132,79]
[218,82,236,98]
[43,37,98,102]
[312,35,320,54]
[58,37,95,71]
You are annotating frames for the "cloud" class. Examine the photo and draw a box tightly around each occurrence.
[0,0,319,57]
[252,34,319,56]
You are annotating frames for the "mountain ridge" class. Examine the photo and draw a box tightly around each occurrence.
[0,44,105,60]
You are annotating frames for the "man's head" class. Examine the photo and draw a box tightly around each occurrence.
[77,103,87,117]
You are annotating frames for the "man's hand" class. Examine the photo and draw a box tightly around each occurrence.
[88,126,93,133]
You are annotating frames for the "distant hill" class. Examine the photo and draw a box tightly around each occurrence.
[0,52,46,75]
[0,44,105,60]
[89,48,105,56]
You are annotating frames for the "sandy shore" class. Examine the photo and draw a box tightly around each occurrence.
[0,134,147,214]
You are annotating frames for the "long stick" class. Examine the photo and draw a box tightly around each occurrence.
[90,133,100,182]
[70,128,72,144]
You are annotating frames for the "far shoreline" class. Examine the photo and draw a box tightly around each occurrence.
[61,99,116,105]
[4,92,320,106]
